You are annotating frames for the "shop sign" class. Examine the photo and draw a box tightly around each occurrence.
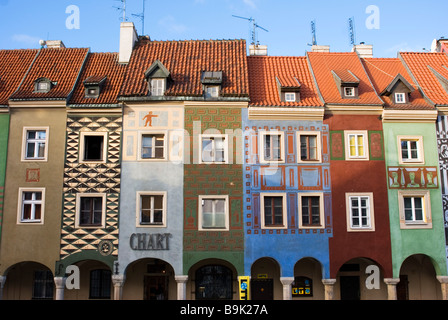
[130,233,172,251]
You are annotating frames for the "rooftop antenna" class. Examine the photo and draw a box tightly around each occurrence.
[132,0,146,35]
[232,15,269,45]
[307,20,317,46]
[348,17,356,46]
[113,0,128,22]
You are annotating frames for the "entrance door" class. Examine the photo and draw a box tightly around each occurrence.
[340,276,360,300]
[251,279,273,300]
[397,275,409,300]
[144,275,168,300]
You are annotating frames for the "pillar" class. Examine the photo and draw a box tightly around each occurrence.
[0,276,6,300]
[175,275,188,300]
[437,276,448,300]
[280,277,294,300]
[54,277,66,300]
[112,274,126,300]
[322,279,336,300]
[384,278,400,300]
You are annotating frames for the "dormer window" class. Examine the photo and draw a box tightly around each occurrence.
[380,73,414,105]
[395,92,406,104]
[285,92,297,102]
[144,60,171,98]
[202,71,223,100]
[276,76,301,103]
[34,78,54,93]
[332,70,360,99]
[83,75,107,99]
[344,87,355,97]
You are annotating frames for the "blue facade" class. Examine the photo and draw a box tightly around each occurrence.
[242,111,332,279]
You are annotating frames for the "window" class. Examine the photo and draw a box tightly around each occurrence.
[398,190,432,229]
[346,193,375,231]
[34,79,53,93]
[298,131,321,163]
[90,269,111,299]
[398,136,424,164]
[137,192,167,227]
[198,195,229,231]
[298,193,325,229]
[200,134,228,164]
[395,92,406,104]
[205,86,219,99]
[195,265,232,300]
[285,92,296,102]
[260,193,287,229]
[80,132,107,163]
[344,87,355,97]
[150,78,165,96]
[86,87,99,98]
[22,127,49,161]
[345,131,369,160]
[141,133,166,160]
[76,194,106,228]
[32,270,54,300]
[260,131,284,163]
[18,188,45,224]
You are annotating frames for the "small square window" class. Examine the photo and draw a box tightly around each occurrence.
[141,133,166,160]
[199,195,229,231]
[260,131,284,163]
[80,133,107,162]
[345,131,369,160]
[344,87,355,97]
[298,193,325,229]
[22,128,49,161]
[150,79,165,96]
[285,92,296,102]
[395,92,406,104]
[200,135,228,164]
[398,136,424,164]
[18,188,45,224]
[137,192,166,227]
[205,86,219,99]
[76,194,106,228]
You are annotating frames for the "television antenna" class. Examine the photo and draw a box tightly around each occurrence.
[113,0,128,22]
[232,15,269,45]
[132,0,147,35]
[307,20,317,46]
[348,17,356,46]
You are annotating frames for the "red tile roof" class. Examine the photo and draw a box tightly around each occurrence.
[307,52,383,105]
[400,52,448,106]
[0,49,38,105]
[10,47,89,101]
[119,39,249,98]
[362,58,433,110]
[69,52,126,105]
[247,56,323,107]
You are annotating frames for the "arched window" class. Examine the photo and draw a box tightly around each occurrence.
[195,265,232,300]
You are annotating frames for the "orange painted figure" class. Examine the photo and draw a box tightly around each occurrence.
[143,111,158,127]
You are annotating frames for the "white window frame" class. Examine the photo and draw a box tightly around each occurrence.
[75,193,106,229]
[297,131,322,163]
[259,130,285,164]
[345,192,375,232]
[198,195,229,231]
[17,188,45,225]
[136,191,167,228]
[285,92,296,102]
[138,131,168,161]
[395,92,406,104]
[344,87,355,97]
[79,132,108,163]
[344,130,369,160]
[205,86,220,99]
[21,127,49,162]
[150,78,165,96]
[260,193,287,229]
[199,134,229,164]
[398,190,432,229]
[298,192,325,229]
[398,135,424,164]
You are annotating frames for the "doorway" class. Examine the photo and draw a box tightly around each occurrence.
[144,275,168,300]
[340,276,360,300]
[251,279,273,300]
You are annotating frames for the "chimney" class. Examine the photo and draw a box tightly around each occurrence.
[352,43,373,58]
[311,45,330,53]
[119,22,138,64]
[249,44,268,56]
[42,40,66,49]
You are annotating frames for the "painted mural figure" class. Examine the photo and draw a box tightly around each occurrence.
[143,111,158,127]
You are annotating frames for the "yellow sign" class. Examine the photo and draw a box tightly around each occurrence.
[239,276,250,300]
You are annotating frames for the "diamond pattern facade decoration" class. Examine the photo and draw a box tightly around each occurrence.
[60,115,121,260]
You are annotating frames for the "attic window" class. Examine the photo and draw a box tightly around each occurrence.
[285,92,297,102]
[332,70,360,99]
[276,76,301,103]
[344,87,355,97]
[144,60,171,98]
[34,78,54,93]
[395,93,406,104]
[83,75,107,99]
[202,71,223,99]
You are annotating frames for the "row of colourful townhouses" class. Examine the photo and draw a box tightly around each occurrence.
[2,23,448,300]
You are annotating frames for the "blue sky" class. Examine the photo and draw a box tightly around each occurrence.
[0,0,447,57]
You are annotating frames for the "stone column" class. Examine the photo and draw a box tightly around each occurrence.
[437,276,448,300]
[175,275,188,300]
[112,274,126,300]
[384,278,400,300]
[322,279,336,300]
[0,276,6,300]
[280,277,294,300]
[54,277,66,300]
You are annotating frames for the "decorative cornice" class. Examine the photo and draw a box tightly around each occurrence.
[248,106,324,120]
[382,109,438,122]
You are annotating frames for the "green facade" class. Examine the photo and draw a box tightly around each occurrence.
[383,121,447,277]
[0,114,9,240]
